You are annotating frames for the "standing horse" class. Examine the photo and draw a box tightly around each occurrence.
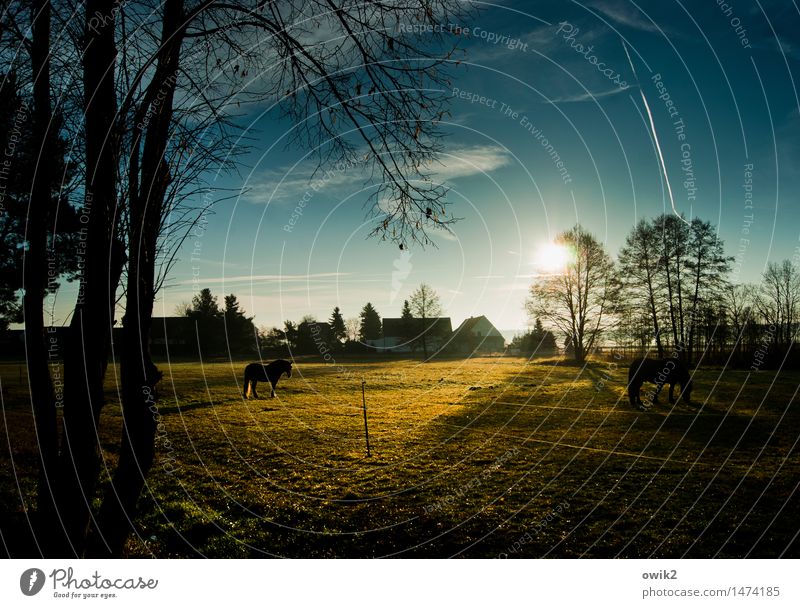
[243,359,292,399]
[628,357,693,408]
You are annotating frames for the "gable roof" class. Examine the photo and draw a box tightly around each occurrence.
[453,315,503,338]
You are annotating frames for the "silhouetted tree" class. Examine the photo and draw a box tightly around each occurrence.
[410,284,442,360]
[684,218,732,362]
[722,283,755,358]
[527,226,619,363]
[185,288,223,357]
[224,294,256,355]
[0,73,80,329]
[283,321,299,351]
[329,306,347,345]
[510,318,557,356]
[756,260,800,350]
[359,303,382,342]
[259,326,288,353]
[190,288,221,318]
[618,215,730,363]
[618,219,665,357]
[400,299,415,348]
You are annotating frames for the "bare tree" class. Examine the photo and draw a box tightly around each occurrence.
[618,219,665,357]
[655,214,690,357]
[345,316,360,342]
[527,226,619,364]
[721,283,755,357]
[409,283,442,360]
[756,260,800,350]
[629,215,731,363]
[685,218,732,362]
[57,0,127,556]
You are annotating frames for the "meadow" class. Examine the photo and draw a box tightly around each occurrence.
[1,355,798,558]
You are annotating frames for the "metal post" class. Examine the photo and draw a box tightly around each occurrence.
[361,379,370,457]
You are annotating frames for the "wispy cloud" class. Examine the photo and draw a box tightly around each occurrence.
[587,0,661,33]
[177,272,349,285]
[241,145,512,205]
[548,85,631,104]
[433,145,512,181]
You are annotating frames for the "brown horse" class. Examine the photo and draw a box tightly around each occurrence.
[628,357,693,408]
[243,359,292,398]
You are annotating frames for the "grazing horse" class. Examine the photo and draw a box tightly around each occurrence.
[628,357,693,408]
[243,359,292,399]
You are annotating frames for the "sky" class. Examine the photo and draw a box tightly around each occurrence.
[53,0,800,333]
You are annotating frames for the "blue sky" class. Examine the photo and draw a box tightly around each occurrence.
[133,1,800,331]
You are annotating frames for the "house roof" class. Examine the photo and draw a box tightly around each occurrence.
[150,316,195,337]
[453,315,503,338]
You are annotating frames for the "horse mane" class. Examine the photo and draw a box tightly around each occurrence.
[271,359,291,371]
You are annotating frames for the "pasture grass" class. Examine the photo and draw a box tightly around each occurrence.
[1,355,798,557]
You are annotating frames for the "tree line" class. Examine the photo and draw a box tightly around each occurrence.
[527,217,799,367]
[255,283,446,357]
[170,282,451,359]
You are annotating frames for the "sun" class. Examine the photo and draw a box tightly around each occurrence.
[533,242,573,274]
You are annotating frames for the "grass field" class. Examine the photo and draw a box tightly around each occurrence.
[1,355,799,558]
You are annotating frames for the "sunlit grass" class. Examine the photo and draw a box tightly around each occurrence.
[1,356,798,557]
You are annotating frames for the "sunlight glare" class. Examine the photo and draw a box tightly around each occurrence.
[534,242,572,274]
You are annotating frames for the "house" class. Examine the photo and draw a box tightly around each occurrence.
[451,315,505,353]
[149,317,196,356]
[368,317,453,353]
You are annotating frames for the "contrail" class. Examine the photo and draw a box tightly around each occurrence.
[622,40,690,226]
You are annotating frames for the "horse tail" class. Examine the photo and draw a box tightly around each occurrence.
[243,367,250,398]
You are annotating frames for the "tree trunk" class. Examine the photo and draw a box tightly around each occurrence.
[642,248,664,358]
[89,0,183,557]
[56,0,123,556]
[25,0,60,547]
